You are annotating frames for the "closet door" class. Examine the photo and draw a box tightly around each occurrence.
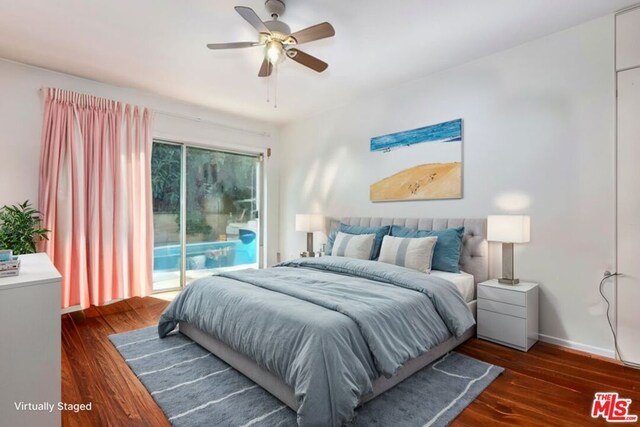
[617,8,640,71]
[617,66,640,365]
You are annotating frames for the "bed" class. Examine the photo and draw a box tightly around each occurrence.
[159,217,488,427]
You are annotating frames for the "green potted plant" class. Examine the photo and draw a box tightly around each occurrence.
[0,201,50,255]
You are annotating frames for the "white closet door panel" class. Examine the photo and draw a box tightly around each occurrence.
[617,7,640,71]
[617,67,640,365]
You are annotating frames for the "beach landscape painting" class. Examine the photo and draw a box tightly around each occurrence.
[370,119,463,201]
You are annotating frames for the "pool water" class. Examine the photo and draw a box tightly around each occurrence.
[153,232,257,272]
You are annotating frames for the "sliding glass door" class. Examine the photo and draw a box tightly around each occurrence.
[151,142,182,291]
[151,141,261,292]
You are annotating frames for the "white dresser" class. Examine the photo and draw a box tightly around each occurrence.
[477,279,539,351]
[0,253,61,427]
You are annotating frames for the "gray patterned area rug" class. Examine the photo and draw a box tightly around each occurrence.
[109,326,503,427]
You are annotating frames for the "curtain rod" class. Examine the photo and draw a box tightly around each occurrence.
[154,110,271,138]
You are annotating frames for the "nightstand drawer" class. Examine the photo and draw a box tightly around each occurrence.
[478,285,526,306]
[478,298,527,318]
[477,309,526,349]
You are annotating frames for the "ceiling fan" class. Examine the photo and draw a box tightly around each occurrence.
[206,0,335,77]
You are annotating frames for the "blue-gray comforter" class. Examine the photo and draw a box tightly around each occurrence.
[158,256,475,427]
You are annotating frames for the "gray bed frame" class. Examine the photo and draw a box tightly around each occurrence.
[180,217,488,412]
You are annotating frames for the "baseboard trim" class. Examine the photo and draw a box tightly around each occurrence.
[538,333,615,359]
[61,304,82,314]
[60,296,129,315]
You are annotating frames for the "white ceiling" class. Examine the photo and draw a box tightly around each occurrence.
[0,0,635,124]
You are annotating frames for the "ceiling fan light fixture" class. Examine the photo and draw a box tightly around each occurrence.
[266,40,285,65]
[206,0,335,97]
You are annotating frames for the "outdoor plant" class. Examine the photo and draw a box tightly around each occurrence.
[0,200,50,255]
[151,143,181,213]
[175,211,214,236]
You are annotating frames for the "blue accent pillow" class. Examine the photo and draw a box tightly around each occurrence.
[325,228,338,255]
[390,225,464,273]
[325,224,391,260]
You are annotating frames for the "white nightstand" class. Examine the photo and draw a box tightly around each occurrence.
[477,279,539,351]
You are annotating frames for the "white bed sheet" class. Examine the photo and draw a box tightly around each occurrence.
[430,270,475,302]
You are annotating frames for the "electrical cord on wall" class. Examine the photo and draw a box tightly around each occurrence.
[599,272,640,369]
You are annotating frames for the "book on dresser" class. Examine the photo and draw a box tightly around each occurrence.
[0,257,21,277]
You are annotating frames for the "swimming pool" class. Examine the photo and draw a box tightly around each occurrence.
[153,232,257,272]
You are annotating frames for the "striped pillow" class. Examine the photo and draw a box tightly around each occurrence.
[378,235,438,273]
[331,232,376,260]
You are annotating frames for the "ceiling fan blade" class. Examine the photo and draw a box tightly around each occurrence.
[288,22,335,45]
[258,59,273,77]
[235,6,271,34]
[286,49,328,73]
[207,42,261,50]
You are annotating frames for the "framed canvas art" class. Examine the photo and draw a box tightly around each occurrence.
[370,119,463,201]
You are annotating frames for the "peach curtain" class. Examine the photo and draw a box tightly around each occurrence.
[38,88,153,309]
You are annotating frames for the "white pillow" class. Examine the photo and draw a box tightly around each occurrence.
[331,232,376,260]
[378,235,438,273]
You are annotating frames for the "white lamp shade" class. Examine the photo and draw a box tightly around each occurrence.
[487,215,531,243]
[295,214,325,232]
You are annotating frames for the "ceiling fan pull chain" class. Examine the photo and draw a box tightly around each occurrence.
[266,68,270,103]
[274,63,279,109]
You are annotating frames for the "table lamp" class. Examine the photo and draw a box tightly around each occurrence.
[487,215,531,285]
[295,214,324,257]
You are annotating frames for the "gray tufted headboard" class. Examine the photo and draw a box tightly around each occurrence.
[331,217,488,284]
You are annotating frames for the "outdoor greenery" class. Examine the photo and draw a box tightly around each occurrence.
[152,142,258,239]
[182,211,213,236]
[0,201,50,255]
[151,143,181,213]
[185,147,258,221]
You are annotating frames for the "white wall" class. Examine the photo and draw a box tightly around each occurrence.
[279,16,617,356]
[0,58,280,266]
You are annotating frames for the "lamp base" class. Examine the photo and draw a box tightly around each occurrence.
[306,232,314,256]
[300,251,316,258]
[500,242,520,286]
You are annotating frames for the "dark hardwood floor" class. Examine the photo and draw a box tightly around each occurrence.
[62,297,171,427]
[61,296,640,426]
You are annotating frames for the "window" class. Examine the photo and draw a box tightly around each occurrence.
[151,140,261,291]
